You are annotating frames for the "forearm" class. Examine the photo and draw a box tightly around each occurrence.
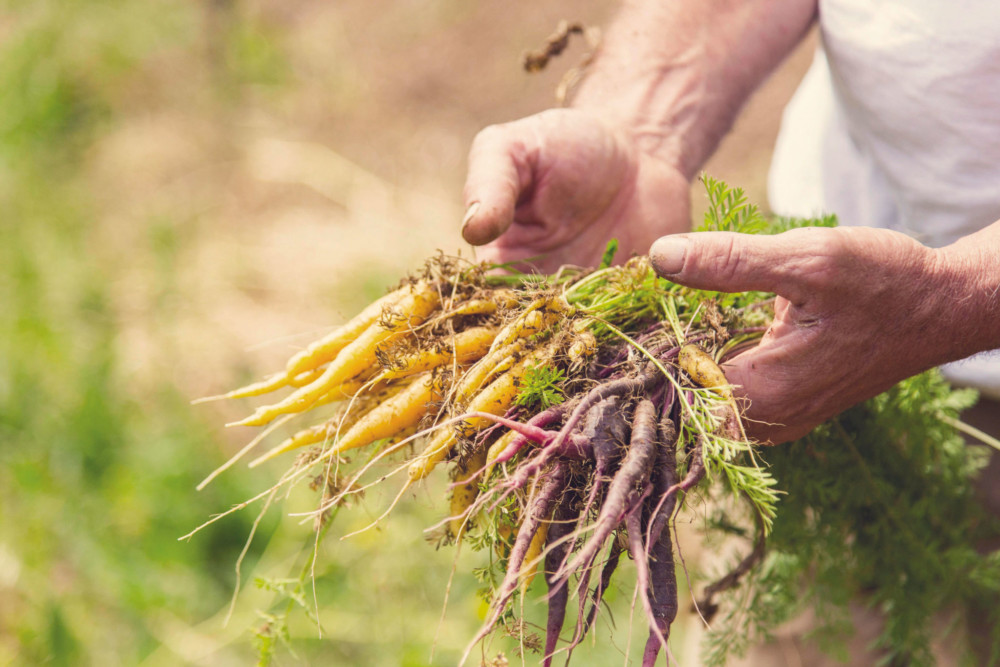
[573,0,817,179]
[933,221,1000,362]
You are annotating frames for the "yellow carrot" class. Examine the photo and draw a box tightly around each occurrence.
[409,345,554,481]
[454,366,524,436]
[495,515,516,558]
[327,374,440,455]
[678,344,733,401]
[284,285,409,377]
[488,295,572,355]
[310,377,382,408]
[493,309,544,353]
[520,514,551,594]
[243,385,400,466]
[567,331,598,364]
[384,425,417,448]
[452,289,518,314]
[449,299,498,317]
[450,295,568,403]
[249,373,440,467]
[289,367,325,387]
[485,429,518,473]
[457,345,554,434]
[679,343,746,439]
[231,375,372,425]
[417,290,513,332]
[438,294,510,318]
[234,282,440,427]
[250,421,335,464]
[408,429,456,482]
[192,365,325,406]
[191,372,290,404]
[488,288,519,310]
[453,339,528,405]
[376,326,497,382]
[449,445,488,539]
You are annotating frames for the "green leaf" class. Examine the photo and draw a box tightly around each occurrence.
[513,363,566,411]
[599,238,619,269]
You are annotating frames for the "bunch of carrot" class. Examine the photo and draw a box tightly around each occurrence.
[194,253,773,665]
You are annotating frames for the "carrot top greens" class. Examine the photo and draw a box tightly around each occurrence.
[514,364,567,411]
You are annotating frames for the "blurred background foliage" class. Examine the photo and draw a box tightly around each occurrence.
[0,0,813,664]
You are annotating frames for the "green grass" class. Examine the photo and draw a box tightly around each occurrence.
[0,2,281,663]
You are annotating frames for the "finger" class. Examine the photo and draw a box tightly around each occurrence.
[462,123,532,246]
[649,229,833,306]
[720,352,777,444]
[721,347,813,445]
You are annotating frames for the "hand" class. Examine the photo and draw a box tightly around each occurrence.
[650,226,955,444]
[462,108,691,272]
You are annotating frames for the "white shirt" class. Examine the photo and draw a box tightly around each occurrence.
[768,0,1000,398]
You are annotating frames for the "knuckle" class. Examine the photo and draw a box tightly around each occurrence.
[710,233,746,281]
[534,108,572,128]
[816,227,853,257]
[783,228,850,283]
[785,226,846,255]
[471,123,507,150]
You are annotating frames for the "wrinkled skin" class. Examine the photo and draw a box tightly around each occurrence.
[650,225,987,443]
[462,109,690,273]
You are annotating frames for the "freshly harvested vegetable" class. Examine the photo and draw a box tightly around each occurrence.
[250,371,441,466]
[191,178,1000,667]
[450,445,487,539]
[285,284,409,377]
[375,325,497,382]
[234,280,441,427]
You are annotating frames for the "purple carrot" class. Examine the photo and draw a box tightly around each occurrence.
[549,365,659,455]
[646,417,679,547]
[498,439,571,498]
[576,396,629,540]
[642,532,679,666]
[659,371,676,424]
[580,538,623,638]
[500,401,622,498]
[665,435,706,500]
[570,483,652,657]
[554,399,659,587]
[448,406,568,493]
[461,411,559,445]
[626,508,669,667]
[505,369,658,498]
[543,491,579,667]
[550,433,594,459]
[648,386,665,413]
[490,404,566,467]
[467,462,569,652]
[641,416,680,666]
[567,541,599,652]
[484,429,590,514]
[589,396,629,472]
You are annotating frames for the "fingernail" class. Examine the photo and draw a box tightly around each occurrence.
[650,236,689,275]
[461,202,481,235]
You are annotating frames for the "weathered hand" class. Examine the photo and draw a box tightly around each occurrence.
[462,108,690,272]
[650,226,962,444]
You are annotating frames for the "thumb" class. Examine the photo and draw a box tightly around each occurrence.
[461,123,531,246]
[649,230,822,306]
